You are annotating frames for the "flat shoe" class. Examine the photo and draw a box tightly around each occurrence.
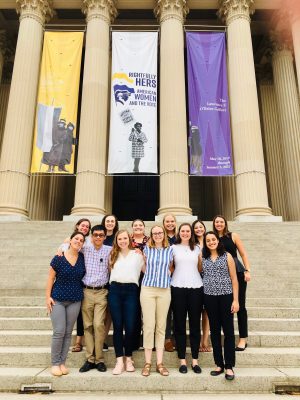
[235,343,247,351]
[225,368,235,381]
[179,365,188,374]
[156,363,169,376]
[191,364,202,374]
[113,362,125,375]
[60,365,69,375]
[126,359,135,372]
[72,343,83,352]
[164,340,174,352]
[210,368,224,376]
[141,363,151,377]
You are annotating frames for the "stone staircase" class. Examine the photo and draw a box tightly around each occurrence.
[0,221,300,394]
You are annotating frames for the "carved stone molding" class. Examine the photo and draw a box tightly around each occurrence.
[270,30,293,55]
[82,0,118,24]
[218,0,255,25]
[16,0,54,25]
[154,0,189,24]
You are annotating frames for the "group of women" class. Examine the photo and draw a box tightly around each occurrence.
[46,213,250,380]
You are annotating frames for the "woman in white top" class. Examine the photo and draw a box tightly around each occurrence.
[108,230,145,375]
[171,223,204,374]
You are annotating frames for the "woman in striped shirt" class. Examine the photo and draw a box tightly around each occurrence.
[140,225,173,377]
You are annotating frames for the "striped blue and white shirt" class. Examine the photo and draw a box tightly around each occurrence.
[142,246,174,289]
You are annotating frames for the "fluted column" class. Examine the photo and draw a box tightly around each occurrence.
[222,176,237,221]
[288,0,300,94]
[271,31,300,220]
[0,0,53,219]
[155,0,192,216]
[71,0,117,216]
[27,175,49,220]
[218,0,272,218]
[0,31,5,84]
[259,78,286,219]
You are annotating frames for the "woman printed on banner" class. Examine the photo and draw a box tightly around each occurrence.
[129,122,148,173]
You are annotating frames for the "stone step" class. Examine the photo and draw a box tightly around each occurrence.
[1,306,300,319]
[0,367,299,393]
[0,330,299,348]
[0,347,299,368]
[1,317,300,331]
[1,296,300,308]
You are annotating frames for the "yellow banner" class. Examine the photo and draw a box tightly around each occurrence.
[31,31,84,173]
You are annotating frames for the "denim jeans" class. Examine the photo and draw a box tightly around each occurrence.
[108,282,139,357]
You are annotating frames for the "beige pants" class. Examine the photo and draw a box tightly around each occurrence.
[140,286,171,349]
[82,288,107,364]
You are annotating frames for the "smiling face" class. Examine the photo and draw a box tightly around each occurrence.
[104,216,116,232]
[214,217,226,235]
[70,233,85,252]
[76,220,90,236]
[194,221,206,239]
[163,215,176,235]
[205,233,219,252]
[117,231,130,250]
[179,224,191,243]
[132,220,145,236]
[91,230,106,248]
[151,226,165,246]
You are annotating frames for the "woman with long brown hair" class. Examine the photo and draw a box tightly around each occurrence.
[108,230,145,375]
[213,215,250,351]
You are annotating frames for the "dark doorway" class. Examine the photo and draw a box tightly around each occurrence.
[112,176,159,220]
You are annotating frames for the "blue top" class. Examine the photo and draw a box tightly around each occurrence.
[50,253,86,302]
[142,246,173,289]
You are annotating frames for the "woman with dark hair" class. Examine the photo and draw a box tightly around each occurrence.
[61,218,91,353]
[162,214,177,352]
[100,214,119,350]
[140,225,173,377]
[213,215,250,351]
[200,231,239,380]
[192,220,211,353]
[101,214,119,247]
[46,231,86,376]
[108,230,145,375]
[171,223,203,374]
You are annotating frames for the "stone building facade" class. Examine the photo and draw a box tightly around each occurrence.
[0,0,299,221]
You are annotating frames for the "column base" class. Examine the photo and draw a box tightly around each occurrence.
[0,215,29,221]
[155,215,197,223]
[235,215,283,222]
[71,204,106,217]
[63,214,105,223]
[157,205,193,217]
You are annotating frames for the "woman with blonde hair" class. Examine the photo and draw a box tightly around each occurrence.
[108,230,145,375]
[140,225,173,377]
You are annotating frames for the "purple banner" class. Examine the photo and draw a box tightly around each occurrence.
[186,32,233,176]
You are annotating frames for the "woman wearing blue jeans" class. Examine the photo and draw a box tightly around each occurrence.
[108,230,145,375]
[46,231,86,376]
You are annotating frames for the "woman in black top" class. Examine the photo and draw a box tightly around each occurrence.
[213,215,251,351]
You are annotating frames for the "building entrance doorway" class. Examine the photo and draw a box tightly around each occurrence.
[112,176,159,221]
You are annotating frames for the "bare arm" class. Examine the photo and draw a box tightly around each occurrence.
[46,267,56,313]
[232,232,251,282]
[198,254,203,273]
[227,253,239,313]
[169,261,175,274]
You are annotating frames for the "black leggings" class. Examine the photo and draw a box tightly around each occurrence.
[76,308,84,337]
[171,286,203,360]
[205,293,235,369]
[237,272,248,338]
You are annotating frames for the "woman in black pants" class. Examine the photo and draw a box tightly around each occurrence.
[171,223,203,374]
[201,231,239,380]
[213,215,251,351]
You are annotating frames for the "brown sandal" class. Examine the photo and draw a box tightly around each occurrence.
[71,343,83,352]
[156,363,169,376]
[141,363,151,377]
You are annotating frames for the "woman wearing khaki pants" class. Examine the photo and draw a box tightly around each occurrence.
[140,225,173,377]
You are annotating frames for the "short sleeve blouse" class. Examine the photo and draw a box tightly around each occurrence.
[50,253,85,302]
[171,244,203,289]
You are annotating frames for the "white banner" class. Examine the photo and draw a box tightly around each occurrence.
[108,32,158,174]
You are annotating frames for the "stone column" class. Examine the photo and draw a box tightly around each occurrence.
[0,0,53,219]
[27,175,49,220]
[288,0,300,94]
[0,31,5,84]
[259,78,286,219]
[222,176,237,221]
[218,0,272,219]
[271,31,300,220]
[71,0,117,217]
[155,0,192,216]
